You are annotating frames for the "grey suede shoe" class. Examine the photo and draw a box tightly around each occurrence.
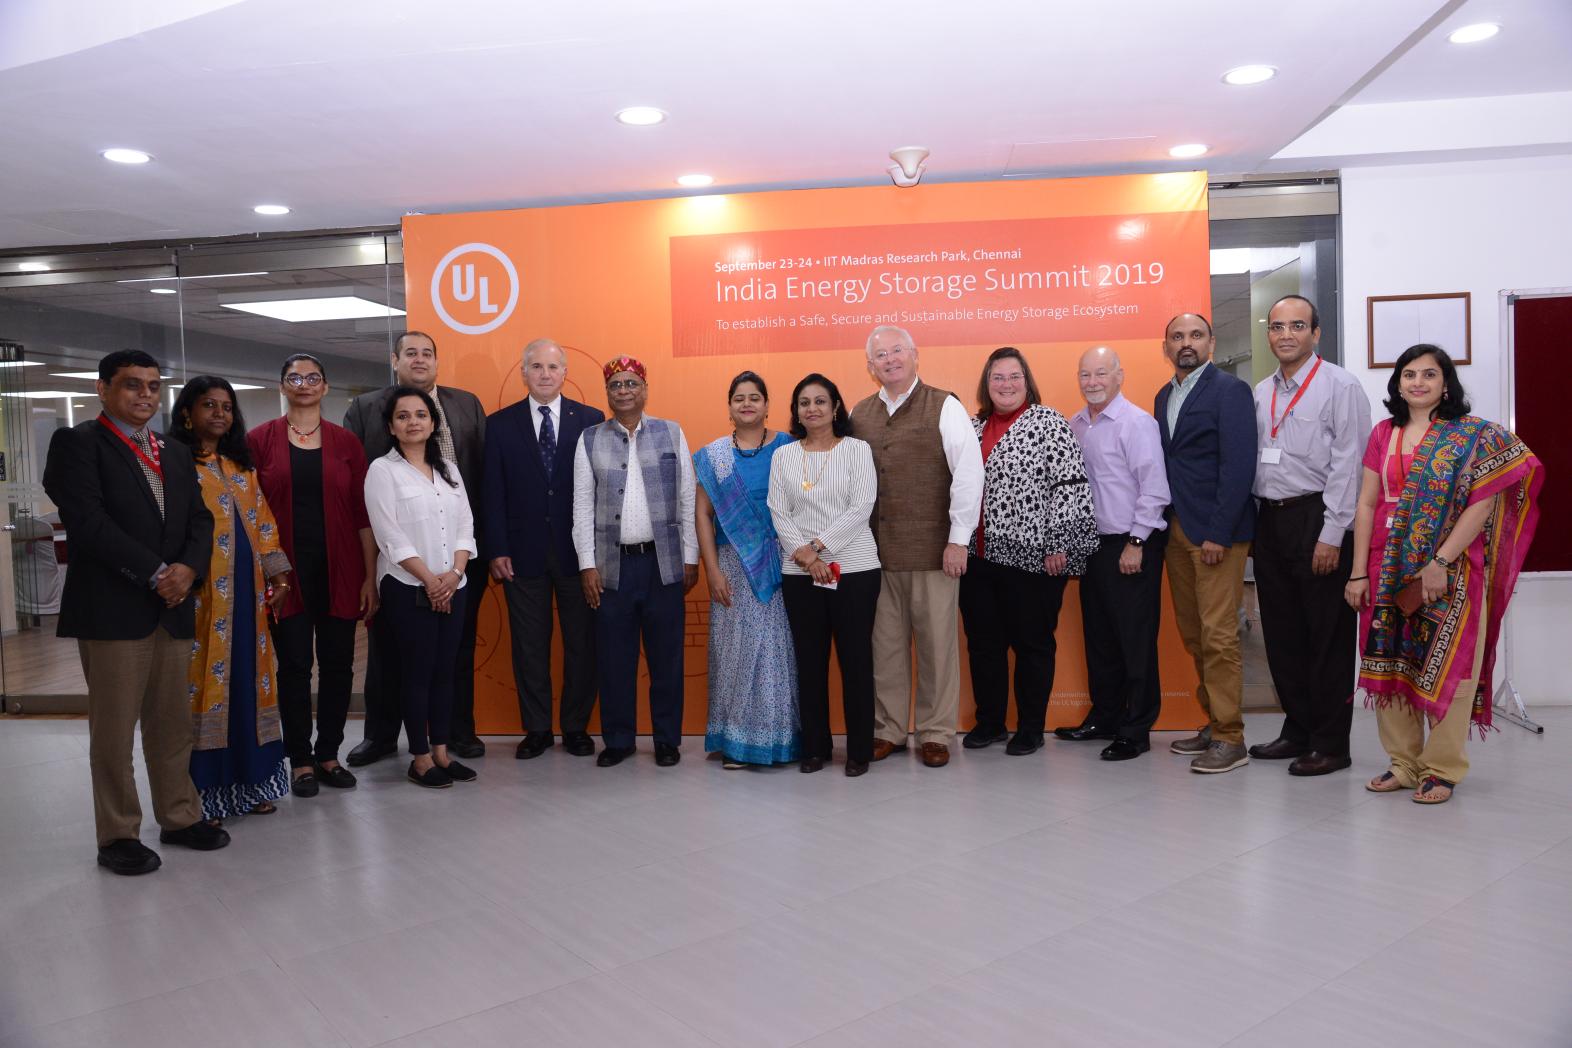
[1190,740,1249,774]
[1169,727,1212,755]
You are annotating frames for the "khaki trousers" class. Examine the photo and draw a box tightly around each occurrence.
[871,569,960,746]
[1164,519,1249,745]
[80,630,202,846]
[1375,593,1488,786]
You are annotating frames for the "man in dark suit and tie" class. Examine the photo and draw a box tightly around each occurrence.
[43,349,228,874]
[1154,313,1258,774]
[484,338,604,759]
[344,331,489,764]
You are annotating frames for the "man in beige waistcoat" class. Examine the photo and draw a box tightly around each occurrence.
[850,325,985,767]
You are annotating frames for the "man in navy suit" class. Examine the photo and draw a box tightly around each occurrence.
[1154,314,1257,774]
[484,338,604,759]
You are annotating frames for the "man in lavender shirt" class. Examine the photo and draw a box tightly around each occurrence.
[1066,346,1172,760]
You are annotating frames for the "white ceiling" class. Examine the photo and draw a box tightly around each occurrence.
[0,0,1567,253]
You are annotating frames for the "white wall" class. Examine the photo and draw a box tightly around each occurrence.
[1341,155,1572,707]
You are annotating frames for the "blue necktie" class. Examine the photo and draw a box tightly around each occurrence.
[538,405,556,479]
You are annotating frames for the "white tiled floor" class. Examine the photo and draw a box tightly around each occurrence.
[1,709,1569,1048]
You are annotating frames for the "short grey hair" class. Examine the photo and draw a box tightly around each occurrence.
[522,338,565,366]
[865,324,915,359]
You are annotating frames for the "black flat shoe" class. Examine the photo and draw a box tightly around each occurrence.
[449,737,486,759]
[1053,723,1115,742]
[844,758,869,777]
[290,771,319,798]
[962,725,1008,749]
[563,731,596,757]
[1249,737,1307,761]
[312,762,357,789]
[440,759,477,782]
[799,757,825,773]
[408,761,453,788]
[515,733,554,760]
[1005,731,1044,756]
[597,745,636,767]
[654,743,681,767]
[97,838,161,876]
[1100,737,1151,761]
[346,738,397,767]
[159,820,231,851]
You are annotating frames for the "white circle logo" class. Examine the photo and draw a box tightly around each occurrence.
[430,242,520,335]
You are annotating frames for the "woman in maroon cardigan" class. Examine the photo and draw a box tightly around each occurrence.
[248,354,379,797]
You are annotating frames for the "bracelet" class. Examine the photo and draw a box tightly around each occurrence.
[1347,575,1368,582]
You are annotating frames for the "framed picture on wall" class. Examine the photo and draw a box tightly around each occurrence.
[1367,292,1471,368]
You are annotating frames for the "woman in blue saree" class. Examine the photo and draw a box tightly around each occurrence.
[694,371,799,767]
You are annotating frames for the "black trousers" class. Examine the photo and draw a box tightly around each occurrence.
[597,550,684,749]
[781,569,881,763]
[958,556,1068,736]
[271,548,357,767]
[504,550,597,735]
[1080,532,1167,744]
[379,576,468,756]
[363,558,484,745]
[1254,496,1356,757]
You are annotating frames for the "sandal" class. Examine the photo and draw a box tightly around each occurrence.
[1366,771,1406,793]
[251,801,278,815]
[722,760,745,770]
[1413,776,1455,804]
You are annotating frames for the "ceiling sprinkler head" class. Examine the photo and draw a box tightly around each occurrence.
[888,146,929,188]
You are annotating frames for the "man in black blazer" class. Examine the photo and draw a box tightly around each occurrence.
[483,338,604,759]
[43,349,228,875]
[1154,313,1258,775]
[344,331,489,764]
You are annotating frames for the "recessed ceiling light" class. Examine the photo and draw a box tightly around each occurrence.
[0,361,44,368]
[229,383,265,391]
[52,372,106,380]
[676,173,714,188]
[18,262,50,272]
[615,106,667,126]
[2,390,79,399]
[1210,249,1252,275]
[101,148,153,165]
[1448,22,1500,44]
[1222,65,1277,86]
[220,296,407,323]
[1168,143,1209,159]
[149,287,177,295]
[253,204,291,216]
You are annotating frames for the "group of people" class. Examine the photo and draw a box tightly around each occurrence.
[46,295,1541,876]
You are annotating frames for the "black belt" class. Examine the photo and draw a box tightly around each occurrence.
[1259,492,1322,510]
[619,541,656,556]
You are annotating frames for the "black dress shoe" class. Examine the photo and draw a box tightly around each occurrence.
[1053,723,1116,742]
[290,771,319,798]
[97,839,161,876]
[515,733,554,760]
[654,743,681,767]
[563,731,596,757]
[1005,731,1045,756]
[1100,737,1151,761]
[1289,752,1353,777]
[844,758,869,777]
[312,762,357,789]
[962,725,1008,749]
[160,820,232,851]
[346,738,397,768]
[597,745,636,767]
[440,759,477,782]
[1249,737,1308,761]
[449,737,486,759]
[799,756,825,773]
[408,761,454,788]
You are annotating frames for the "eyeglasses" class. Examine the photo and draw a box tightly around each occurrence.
[284,373,324,388]
[988,371,1025,385]
[1266,321,1310,334]
[870,346,910,362]
[607,379,644,391]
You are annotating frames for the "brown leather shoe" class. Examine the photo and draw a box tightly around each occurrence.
[919,742,950,768]
[871,738,908,761]
[1288,752,1352,777]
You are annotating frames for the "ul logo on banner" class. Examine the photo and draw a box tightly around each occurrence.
[430,242,520,336]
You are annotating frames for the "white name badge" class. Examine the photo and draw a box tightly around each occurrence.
[1260,447,1283,464]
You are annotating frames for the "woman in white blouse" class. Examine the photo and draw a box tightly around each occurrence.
[768,374,881,776]
[364,386,478,789]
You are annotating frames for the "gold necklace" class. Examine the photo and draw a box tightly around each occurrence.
[800,443,834,490]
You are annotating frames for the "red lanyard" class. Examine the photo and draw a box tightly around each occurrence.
[98,413,163,480]
[1269,356,1322,439]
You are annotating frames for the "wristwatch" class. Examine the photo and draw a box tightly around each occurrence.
[810,538,827,555]
[1433,552,1451,568]
[1126,536,1146,547]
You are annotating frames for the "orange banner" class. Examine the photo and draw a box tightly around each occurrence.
[403,172,1211,737]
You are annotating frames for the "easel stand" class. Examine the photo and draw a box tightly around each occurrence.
[1493,676,1544,735]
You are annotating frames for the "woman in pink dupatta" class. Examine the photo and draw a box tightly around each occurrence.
[1345,345,1541,804]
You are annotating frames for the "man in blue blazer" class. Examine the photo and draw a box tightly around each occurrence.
[484,338,604,759]
[1154,313,1257,774]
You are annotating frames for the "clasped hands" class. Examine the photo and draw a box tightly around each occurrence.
[792,543,835,585]
[424,568,462,613]
[153,564,196,609]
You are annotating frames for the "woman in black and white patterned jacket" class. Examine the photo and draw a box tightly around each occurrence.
[960,346,1100,756]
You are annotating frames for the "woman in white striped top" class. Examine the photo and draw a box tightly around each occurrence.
[767,373,881,776]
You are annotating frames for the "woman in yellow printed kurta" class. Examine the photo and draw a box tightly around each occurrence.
[172,378,293,822]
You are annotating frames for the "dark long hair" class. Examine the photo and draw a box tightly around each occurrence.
[728,370,768,401]
[383,385,457,486]
[975,346,1042,419]
[1384,344,1471,425]
[789,373,853,438]
[170,376,253,469]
